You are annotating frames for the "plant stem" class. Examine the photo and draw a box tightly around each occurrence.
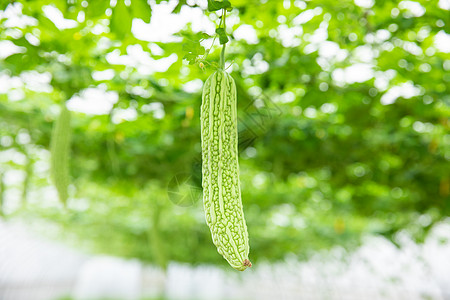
[220,8,227,70]
[203,14,223,61]
[220,44,226,69]
[203,35,217,60]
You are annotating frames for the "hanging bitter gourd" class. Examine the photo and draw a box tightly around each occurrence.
[201,70,252,271]
[50,103,71,205]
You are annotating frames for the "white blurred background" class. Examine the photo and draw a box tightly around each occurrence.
[1,218,450,300]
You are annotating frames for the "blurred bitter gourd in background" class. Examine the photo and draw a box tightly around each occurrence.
[201,70,252,271]
[50,103,71,205]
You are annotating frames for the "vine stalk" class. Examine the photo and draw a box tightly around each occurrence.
[220,8,227,70]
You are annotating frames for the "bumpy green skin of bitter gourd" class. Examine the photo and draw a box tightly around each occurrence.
[201,70,251,271]
[50,103,71,205]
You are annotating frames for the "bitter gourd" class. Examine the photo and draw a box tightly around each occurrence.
[50,103,71,205]
[201,70,251,271]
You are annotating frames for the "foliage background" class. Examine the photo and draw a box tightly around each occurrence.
[0,0,449,271]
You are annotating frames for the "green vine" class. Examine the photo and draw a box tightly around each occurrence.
[219,8,227,70]
[181,2,231,71]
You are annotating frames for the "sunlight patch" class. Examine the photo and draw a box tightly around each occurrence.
[380,82,421,105]
[67,87,119,115]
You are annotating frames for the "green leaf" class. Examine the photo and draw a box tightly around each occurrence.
[182,40,205,55]
[207,0,231,12]
[181,39,205,64]
[172,0,187,13]
[183,53,198,65]
[176,30,212,41]
[200,32,213,40]
[215,27,228,44]
[110,0,132,39]
[86,0,110,18]
[131,0,152,23]
[37,13,61,34]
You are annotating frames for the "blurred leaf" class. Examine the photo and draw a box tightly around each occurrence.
[182,40,205,55]
[131,0,152,23]
[110,0,132,39]
[181,38,205,64]
[183,53,198,65]
[208,0,231,11]
[86,0,110,18]
[172,0,187,13]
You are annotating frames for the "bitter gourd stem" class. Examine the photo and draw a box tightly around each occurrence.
[220,44,226,70]
[220,8,227,70]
